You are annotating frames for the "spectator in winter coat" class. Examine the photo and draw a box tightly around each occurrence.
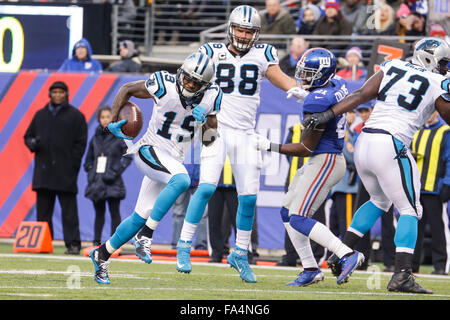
[259,0,296,35]
[296,3,323,35]
[59,38,103,73]
[336,46,367,80]
[313,0,353,37]
[341,0,368,34]
[24,81,87,255]
[361,3,397,36]
[84,106,132,246]
[279,36,310,77]
[107,40,141,73]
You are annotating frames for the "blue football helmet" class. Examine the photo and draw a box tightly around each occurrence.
[295,48,337,89]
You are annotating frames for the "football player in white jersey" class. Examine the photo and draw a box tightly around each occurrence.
[174,5,307,282]
[302,37,450,294]
[89,52,223,284]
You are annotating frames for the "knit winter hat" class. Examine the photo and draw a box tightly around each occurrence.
[346,46,362,60]
[325,0,341,11]
[304,3,322,22]
[49,81,68,92]
[429,23,446,37]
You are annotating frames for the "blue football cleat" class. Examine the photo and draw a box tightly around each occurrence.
[90,248,110,285]
[287,269,324,287]
[227,246,257,283]
[337,251,365,284]
[176,239,192,273]
[133,235,152,264]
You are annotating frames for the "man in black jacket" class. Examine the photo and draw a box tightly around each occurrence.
[279,37,309,78]
[24,81,88,255]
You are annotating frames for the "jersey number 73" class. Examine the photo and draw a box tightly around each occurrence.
[377,66,430,111]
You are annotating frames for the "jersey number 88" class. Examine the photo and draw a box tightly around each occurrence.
[215,63,259,96]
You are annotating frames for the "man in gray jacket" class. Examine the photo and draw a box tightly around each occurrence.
[259,0,296,35]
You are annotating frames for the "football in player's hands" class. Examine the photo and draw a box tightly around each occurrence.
[107,120,133,140]
[118,101,143,139]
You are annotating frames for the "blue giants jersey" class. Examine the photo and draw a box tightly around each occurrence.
[302,77,348,155]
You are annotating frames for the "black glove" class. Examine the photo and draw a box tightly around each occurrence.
[27,136,41,152]
[302,109,335,130]
[439,184,450,203]
[102,170,117,184]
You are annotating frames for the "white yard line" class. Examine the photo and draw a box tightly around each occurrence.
[1,253,450,280]
[0,269,144,279]
[0,285,449,298]
[1,293,53,297]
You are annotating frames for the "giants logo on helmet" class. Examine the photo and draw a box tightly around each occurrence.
[319,57,331,67]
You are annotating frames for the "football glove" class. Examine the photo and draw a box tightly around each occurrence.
[286,86,309,103]
[106,119,133,140]
[192,104,207,123]
[302,109,335,130]
[253,133,271,151]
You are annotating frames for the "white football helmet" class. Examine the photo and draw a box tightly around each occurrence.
[227,5,261,52]
[176,52,215,101]
[411,37,450,75]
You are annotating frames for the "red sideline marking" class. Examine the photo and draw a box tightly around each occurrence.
[0,74,118,237]
[0,73,88,236]
[0,72,38,134]
[255,261,277,266]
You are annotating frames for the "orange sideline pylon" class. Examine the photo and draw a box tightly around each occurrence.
[13,221,53,253]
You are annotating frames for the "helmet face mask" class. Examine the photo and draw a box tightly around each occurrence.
[295,65,323,88]
[227,5,261,53]
[295,48,337,89]
[176,52,215,102]
[412,37,450,75]
[229,24,260,52]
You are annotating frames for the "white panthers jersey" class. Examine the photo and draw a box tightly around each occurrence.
[199,42,279,130]
[365,59,448,146]
[142,70,223,161]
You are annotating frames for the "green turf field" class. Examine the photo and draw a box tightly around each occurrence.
[0,242,449,301]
